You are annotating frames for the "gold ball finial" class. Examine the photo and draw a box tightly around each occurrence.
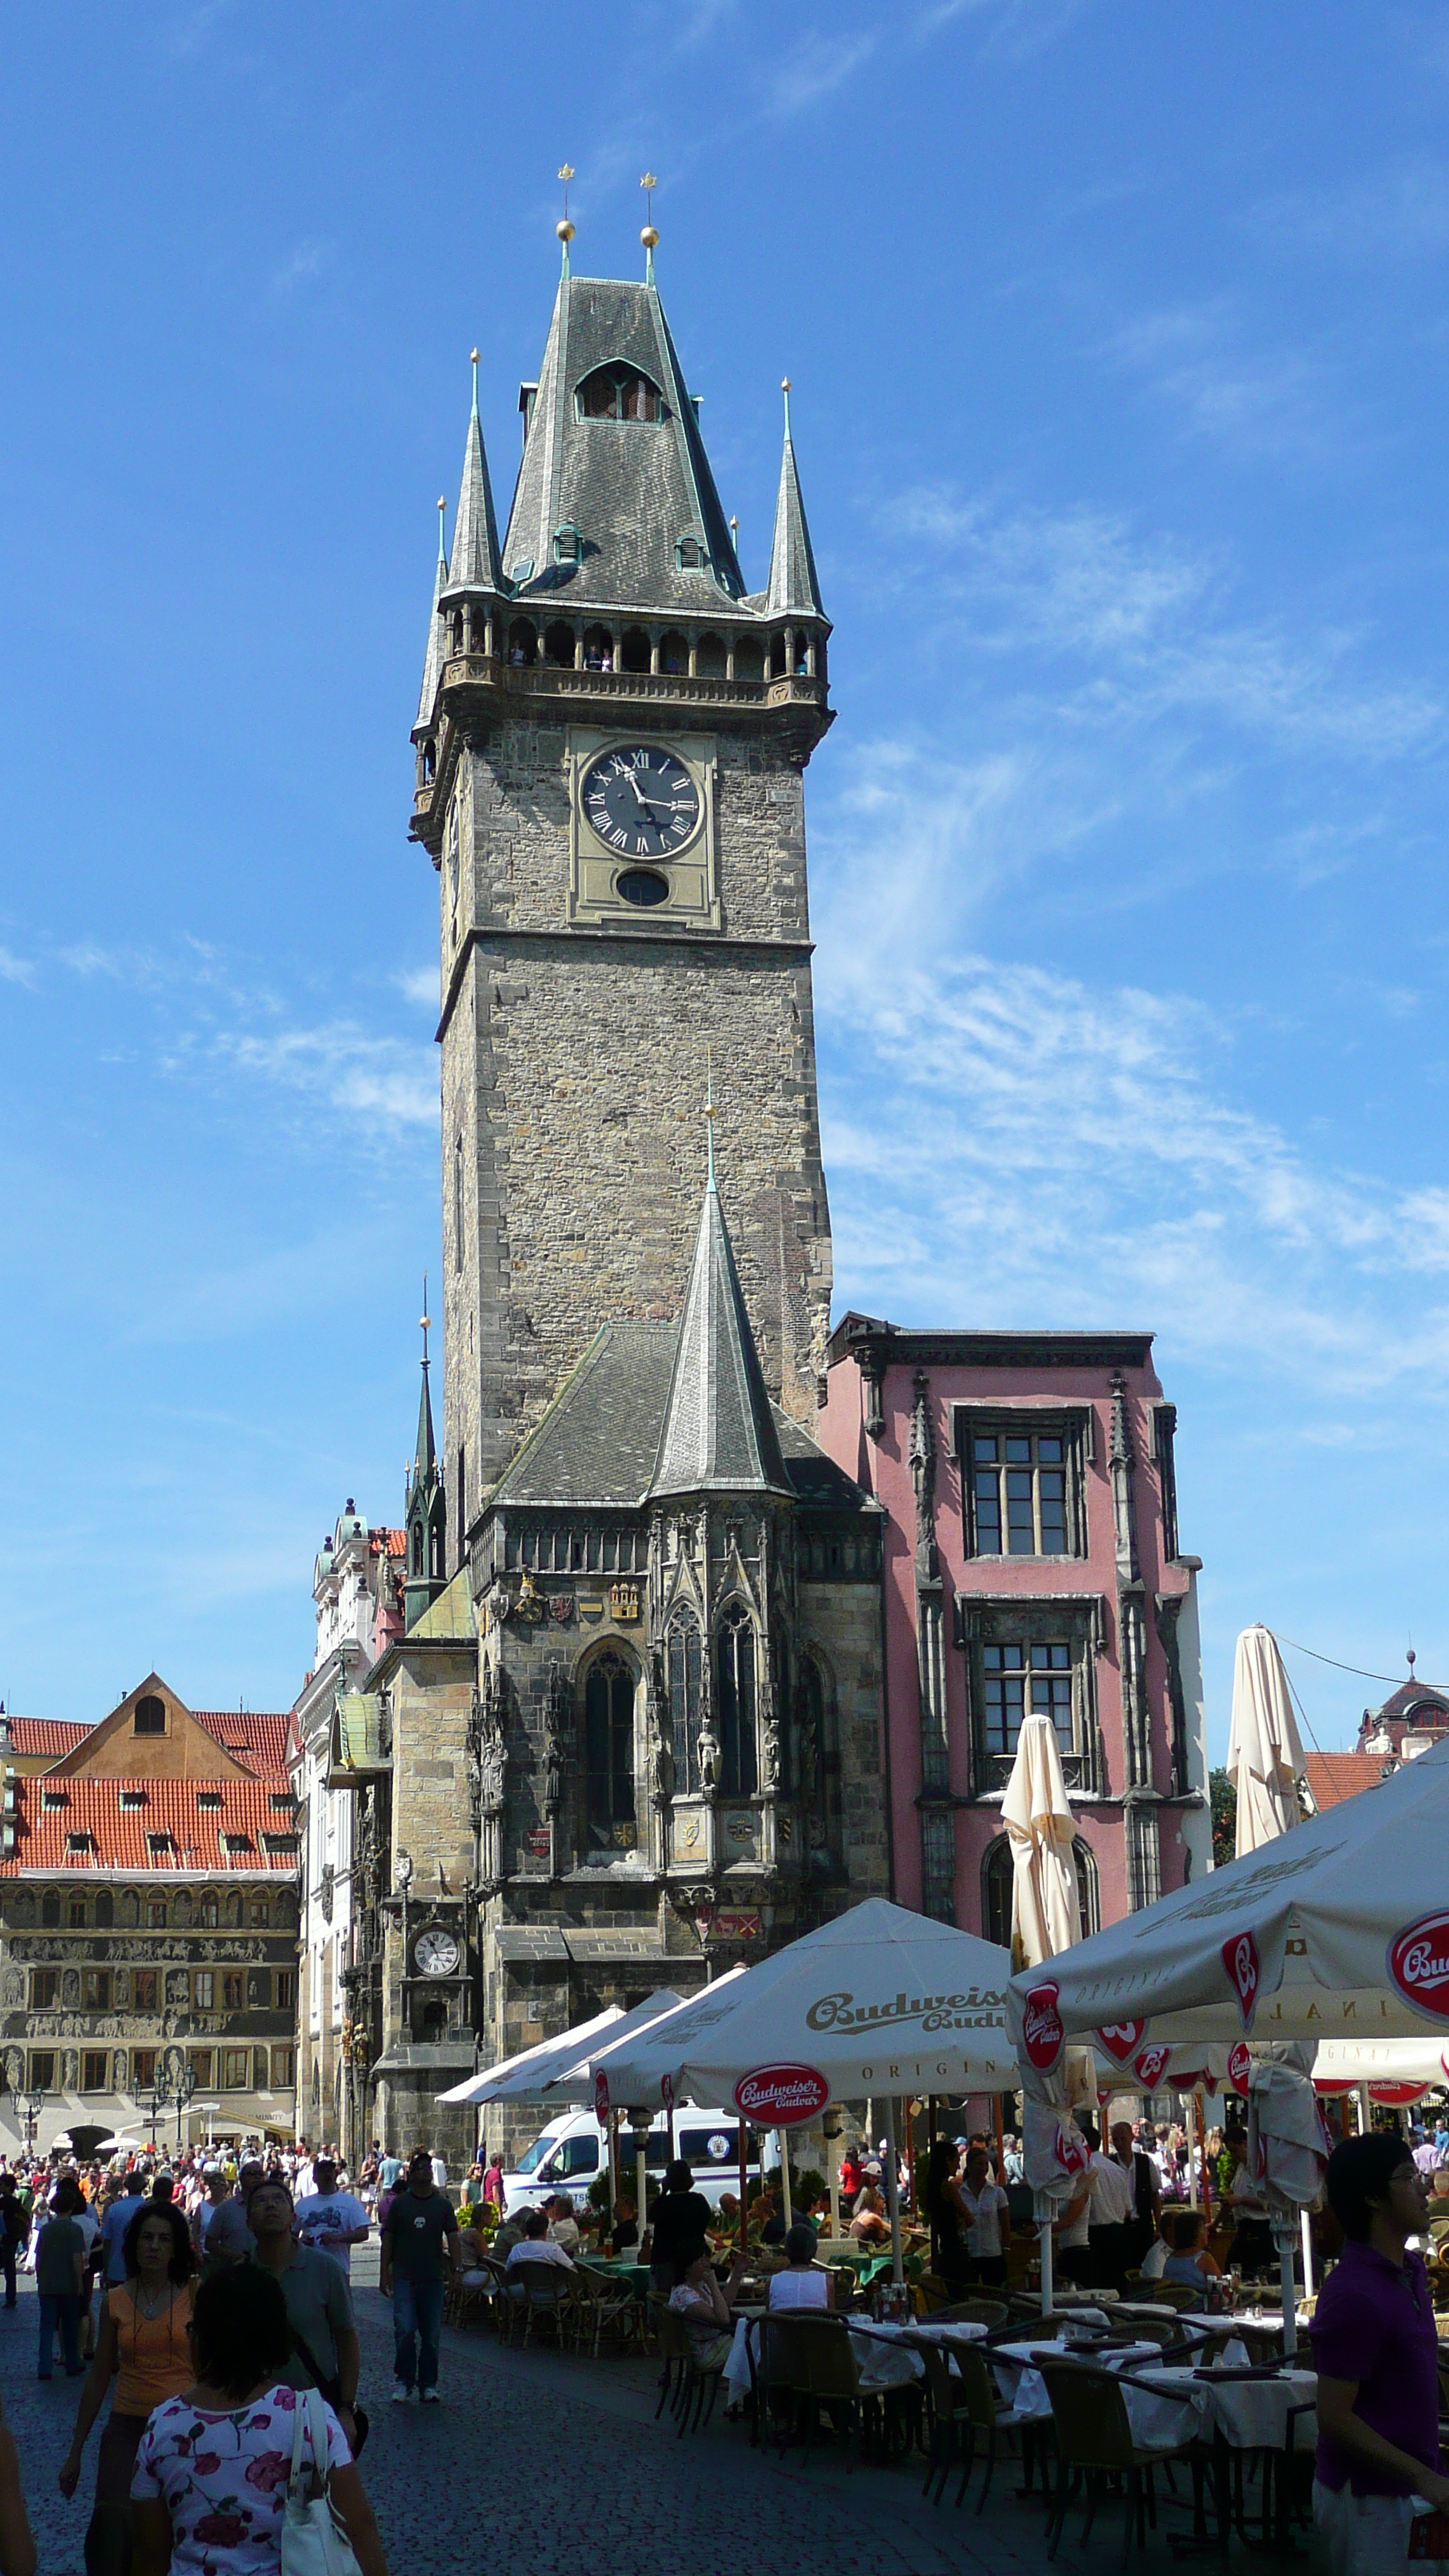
[557,218,576,242]
[641,224,659,249]
[420,1313,430,1334]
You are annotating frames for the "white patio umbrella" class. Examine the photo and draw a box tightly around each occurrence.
[1002,1714,1078,1972]
[588,1899,1016,2287]
[1228,1625,1305,1857]
[436,1992,682,2107]
[1009,1732,1449,2336]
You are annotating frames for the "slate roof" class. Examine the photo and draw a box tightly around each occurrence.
[1365,1681,1449,1726]
[414,539,447,733]
[490,1303,869,1519]
[2,1776,300,1875]
[766,401,825,620]
[501,276,747,615]
[649,1177,790,1499]
[4,1718,91,1758]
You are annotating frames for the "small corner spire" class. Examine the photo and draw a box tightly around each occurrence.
[470,346,480,419]
[704,1047,717,1193]
[640,172,659,286]
[766,377,826,622]
[557,163,575,278]
[436,495,447,568]
[781,375,792,439]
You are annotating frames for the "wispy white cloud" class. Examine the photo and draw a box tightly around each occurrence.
[915,0,1095,63]
[270,239,333,299]
[393,966,438,1009]
[202,1021,437,1130]
[818,940,1449,1396]
[0,947,36,987]
[1105,299,1351,472]
[1257,162,1449,262]
[876,488,1445,760]
[764,30,878,118]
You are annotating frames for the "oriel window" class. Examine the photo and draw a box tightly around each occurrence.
[584,1651,636,1850]
[667,1618,702,1796]
[717,1610,758,1798]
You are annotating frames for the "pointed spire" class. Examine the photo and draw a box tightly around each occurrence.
[404,1281,447,1625]
[444,352,504,595]
[649,1143,790,1502]
[766,378,825,619]
[413,504,449,731]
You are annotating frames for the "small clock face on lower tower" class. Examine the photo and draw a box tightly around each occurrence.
[580,745,701,859]
[413,1926,461,1978]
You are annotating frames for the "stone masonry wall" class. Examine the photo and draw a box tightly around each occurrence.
[439,714,833,1516]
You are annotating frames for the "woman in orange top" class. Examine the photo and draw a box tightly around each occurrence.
[58,2200,196,2576]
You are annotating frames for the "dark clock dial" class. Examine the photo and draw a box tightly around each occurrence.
[581,745,700,859]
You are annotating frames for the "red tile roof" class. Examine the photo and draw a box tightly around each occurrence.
[1307,1751,1386,1810]
[191,1711,291,1780]
[372,1530,406,1558]
[2,1776,300,1875]
[5,1718,91,1756]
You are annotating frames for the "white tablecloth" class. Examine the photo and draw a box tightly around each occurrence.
[989,2343,1317,2455]
[722,2312,987,2405]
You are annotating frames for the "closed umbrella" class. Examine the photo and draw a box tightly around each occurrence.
[1002,1714,1078,1971]
[1228,1625,1305,1857]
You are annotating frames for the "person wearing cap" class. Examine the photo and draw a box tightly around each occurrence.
[295,2156,370,2280]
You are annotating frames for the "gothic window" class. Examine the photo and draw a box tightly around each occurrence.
[960,1414,1088,1557]
[716,1608,758,1798]
[802,1652,842,1855]
[733,635,765,681]
[506,618,537,666]
[667,1616,703,1796]
[94,1890,113,1930]
[68,1896,87,1928]
[981,1640,1073,1759]
[584,1651,636,1851]
[41,1891,59,1928]
[147,1897,166,1930]
[770,1631,793,1796]
[544,618,575,666]
[200,1893,220,1930]
[577,364,663,423]
[982,1833,1098,1949]
[134,1694,166,1735]
[659,629,690,675]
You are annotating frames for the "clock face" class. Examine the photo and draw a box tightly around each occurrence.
[581,745,701,861]
[413,1927,461,1979]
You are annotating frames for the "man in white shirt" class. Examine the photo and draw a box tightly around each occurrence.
[293,2153,371,2279]
[545,2194,581,2253]
[1089,2121,1161,2291]
[505,2208,575,2300]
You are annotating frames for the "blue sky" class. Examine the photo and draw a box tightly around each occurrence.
[3,2,1448,1752]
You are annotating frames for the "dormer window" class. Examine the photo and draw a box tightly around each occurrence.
[675,536,706,571]
[146,1831,173,1859]
[197,1790,223,1811]
[133,1695,166,1736]
[119,1789,146,1810]
[66,1832,90,1855]
[223,1832,252,1856]
[553,524,584,566]
[577,364,663,423]
[42,1790,67,1811]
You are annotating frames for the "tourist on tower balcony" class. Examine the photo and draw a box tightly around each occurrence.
[59,2201,196,2576]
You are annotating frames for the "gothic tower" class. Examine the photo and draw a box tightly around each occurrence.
[411,253,834,1559]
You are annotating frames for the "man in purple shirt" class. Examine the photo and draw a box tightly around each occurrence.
[1310,2132,1449,2571]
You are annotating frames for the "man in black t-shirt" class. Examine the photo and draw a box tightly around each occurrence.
[646,2160,713,2293]
[379,2148,460,2403]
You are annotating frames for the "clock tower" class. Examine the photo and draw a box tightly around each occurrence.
[411,251,835,1550]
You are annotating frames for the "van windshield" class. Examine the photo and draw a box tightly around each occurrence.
[513,2132,560,2176]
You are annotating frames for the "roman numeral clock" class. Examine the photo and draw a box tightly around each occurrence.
[568,734,720,928]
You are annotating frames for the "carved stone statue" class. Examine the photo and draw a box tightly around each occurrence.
[761,1714,782,1796]
[697,1716,721,1796]
[649,1725,675,1807]
[482,1731,508,1811]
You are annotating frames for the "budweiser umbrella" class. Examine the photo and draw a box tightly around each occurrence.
[587,1899,1015,2290]
[1227,1625,1306,1856]
[1002,1714,1079,1971]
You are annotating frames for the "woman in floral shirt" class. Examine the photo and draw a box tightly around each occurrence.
[131,2267,388,2576]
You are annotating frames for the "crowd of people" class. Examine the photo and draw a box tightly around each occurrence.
[0,2132,474,2576]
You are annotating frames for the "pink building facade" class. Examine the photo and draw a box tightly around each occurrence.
[817,1318,1211,1939]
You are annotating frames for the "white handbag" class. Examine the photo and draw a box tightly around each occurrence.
[280,2385,362,2576]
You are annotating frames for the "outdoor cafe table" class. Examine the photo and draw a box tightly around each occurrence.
[579,2259,651,2296]
[721,2314,988,2407]
[988,2340,1317,2455]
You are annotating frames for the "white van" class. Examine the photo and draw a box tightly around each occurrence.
[502,2106,762,2215]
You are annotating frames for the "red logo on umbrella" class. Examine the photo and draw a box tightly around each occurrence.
[732,2065,830,2126]
[1054,2122,1090,2176]
[1022,1981,1066,2071]
[1388,1911,1449,2022]
[1221,1930,1260,2025]
[1095,2019,1146,2064]
[1228,2041,1251,2095]
[1368,2080,1427,2107]
[594,2068,609,2122]
[1132,2045,1170,2090]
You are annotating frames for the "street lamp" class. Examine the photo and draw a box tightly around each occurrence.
[22,2094,42,2158]
[171,2064,197,2153]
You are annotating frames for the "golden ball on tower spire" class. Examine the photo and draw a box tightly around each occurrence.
[640,224,659,249]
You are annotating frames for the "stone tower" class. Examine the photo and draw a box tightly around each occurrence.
[410,262,835,1554]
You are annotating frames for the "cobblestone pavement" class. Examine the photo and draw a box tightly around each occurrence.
[2,2252,1248,2574]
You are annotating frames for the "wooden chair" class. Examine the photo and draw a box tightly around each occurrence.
[1036,2355,1197,2559]
[504,2257,575,2350]
[1151,2282,1201,2312]
[755,2313,862,2465]
[570,2263,642,2358]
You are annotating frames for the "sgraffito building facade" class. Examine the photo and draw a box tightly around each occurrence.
[0,1677,300,2156]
